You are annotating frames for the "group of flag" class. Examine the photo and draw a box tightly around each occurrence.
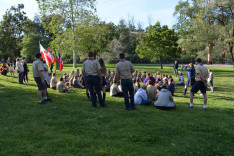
[40,44,63,71]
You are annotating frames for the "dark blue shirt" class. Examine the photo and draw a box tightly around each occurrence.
[168,83,175,94]
[184,66,195,78]
[144,76,156,85]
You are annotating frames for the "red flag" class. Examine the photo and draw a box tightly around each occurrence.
[40,44,53,66]
[57,51,63,71]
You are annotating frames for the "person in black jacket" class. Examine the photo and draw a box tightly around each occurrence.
[22,57,29,83]
[173,61,179,77]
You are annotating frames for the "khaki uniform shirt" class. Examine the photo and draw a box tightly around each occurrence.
[195,64,208,81]
[146,85,157,101]
[50,77,57,88]
[56,81,66,93]
[33,59,44,77]
[82,60,101,76]
[110,85,120,96]
[116,60,135,79]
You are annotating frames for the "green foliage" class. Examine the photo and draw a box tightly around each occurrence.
[0,4,28,58]
[174,0,234,64]
[36,0,97,67]
[136,22,180,68]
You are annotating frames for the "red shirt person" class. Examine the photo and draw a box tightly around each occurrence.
[0,63,9,75]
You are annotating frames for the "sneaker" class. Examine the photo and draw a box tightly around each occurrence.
[101,104,107,108]
[124,107,130,110]
[38,101,47,105]
[210,91,214,93]
[186,105,193,109]
[44,98,52,102]
[131,107,137,110]
[201,107,207,110]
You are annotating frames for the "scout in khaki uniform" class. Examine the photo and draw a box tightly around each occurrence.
[82,51,105,108]
[33,53,51,104]
[115,53,135,110]
[187,58,209,110]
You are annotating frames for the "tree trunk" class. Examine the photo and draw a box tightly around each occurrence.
[159,57,163,69]
[229,43,234,68]
[70,0,77,68]
[207,44,213,64]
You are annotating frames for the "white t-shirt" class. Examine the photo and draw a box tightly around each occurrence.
[16,62,24,72]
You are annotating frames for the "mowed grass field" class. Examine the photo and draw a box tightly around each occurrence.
[0,64,234,155]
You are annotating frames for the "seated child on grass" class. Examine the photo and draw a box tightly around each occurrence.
[154,85,176,110]
[50,73,57,89]
[110,80,123,97]
[177,73,185,86]
[168,78,175,96]
[56,77,69,93]
[134,84,152,105]
[146,80,157,101]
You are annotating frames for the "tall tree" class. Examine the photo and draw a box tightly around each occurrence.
[174,0,233,65]
[136,22,180,69]
[36,0,96,68]
[0,4,28,58]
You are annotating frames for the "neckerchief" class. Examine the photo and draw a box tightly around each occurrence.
[88,57,95,61]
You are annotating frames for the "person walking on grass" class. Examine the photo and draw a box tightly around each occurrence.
[183,63,195,95]
[16,58,24,84]
[33,53,51,105]
[115,53,136,110]
[22,57,29,83]
[82,51,106,108]
[208,69,214,93]
[187,58,209,110]
[173,61,179,77]
[98,58,107,104]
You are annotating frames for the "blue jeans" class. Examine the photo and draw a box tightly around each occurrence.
[141,99,152,105]
[121,79,135,109]
[86,76,104,107]
[176,82,185,86]
[174,69,178,77]
[18,72,24,84]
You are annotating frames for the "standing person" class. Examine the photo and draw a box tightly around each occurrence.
[33,53,51,104]
[43,62,50,96]
[22,57,29,83]
[7,57,11,67]
[173,61,179,77]
[184,63,195,95]
[13,57,16,69]
[98,58,107,104]
[82,51,105,108]
[208,69,214,93]
[9,63,14,77]
[187,58,209,110]
[16,58,24,84]
[115,53,136,110]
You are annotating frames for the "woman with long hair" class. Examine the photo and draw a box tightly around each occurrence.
[184,63,195,95]
[98,58,107,104]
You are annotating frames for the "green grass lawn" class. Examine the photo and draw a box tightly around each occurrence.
[0,64,234,155]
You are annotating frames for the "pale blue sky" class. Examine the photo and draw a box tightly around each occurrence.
[0,0,180,28]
